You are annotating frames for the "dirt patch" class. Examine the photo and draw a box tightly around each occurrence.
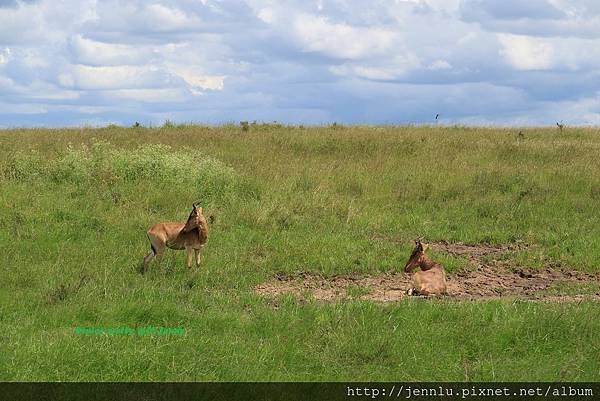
[256,242,600,303]
[257,271,413,303]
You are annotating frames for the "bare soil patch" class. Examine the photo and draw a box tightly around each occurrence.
[255,241,600,303]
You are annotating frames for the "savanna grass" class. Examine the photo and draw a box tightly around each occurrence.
[1,125,599,381]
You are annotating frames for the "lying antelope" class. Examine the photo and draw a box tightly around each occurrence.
[404,240,447,296]
[142,204,209,273]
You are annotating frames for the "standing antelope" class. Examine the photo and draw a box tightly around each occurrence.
[404,240,447,296]
[142,204,209,272]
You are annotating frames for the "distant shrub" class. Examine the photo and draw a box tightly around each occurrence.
[3,150,43,180]
[2,141,242,204]
[111,144,180,182]
[50,144,92,184]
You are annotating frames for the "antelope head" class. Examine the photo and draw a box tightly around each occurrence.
[183,203,206,232]
[404,239,429,273]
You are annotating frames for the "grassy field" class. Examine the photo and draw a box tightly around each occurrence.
[1,124,599,381]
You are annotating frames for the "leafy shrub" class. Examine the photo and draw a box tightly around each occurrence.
[50,144,92,184]
[3,150,42,180]
[2,141,243,204]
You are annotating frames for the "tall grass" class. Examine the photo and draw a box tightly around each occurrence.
[1,125,599,381]
[2,141,239,205]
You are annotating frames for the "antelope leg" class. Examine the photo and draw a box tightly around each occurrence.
[186,247,193,269]
[194,248,202,268]
[142,251,154,272]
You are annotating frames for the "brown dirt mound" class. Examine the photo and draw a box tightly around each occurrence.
[255,242,600,303]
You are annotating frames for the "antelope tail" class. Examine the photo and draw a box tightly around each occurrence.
[147,233,157,255]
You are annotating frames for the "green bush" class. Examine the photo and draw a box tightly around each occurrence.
[51,144,92,184]
[2,141,241,204]
[3,150,43,180]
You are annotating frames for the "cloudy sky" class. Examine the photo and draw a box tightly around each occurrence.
[1,0,599,127]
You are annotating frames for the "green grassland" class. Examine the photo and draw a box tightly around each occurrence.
[1,124,599,381]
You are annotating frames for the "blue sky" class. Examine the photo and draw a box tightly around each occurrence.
[1,0,599,127]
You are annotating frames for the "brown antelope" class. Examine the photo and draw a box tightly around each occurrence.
[404,240,447,296]
[142,204,209,272]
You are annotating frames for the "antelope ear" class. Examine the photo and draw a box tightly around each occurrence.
[422,243,430,252]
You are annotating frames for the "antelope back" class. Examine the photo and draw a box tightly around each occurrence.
[414,268,447,295]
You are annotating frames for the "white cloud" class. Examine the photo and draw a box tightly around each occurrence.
[26,83,80,100]
[0,101,48,114]
[498,33,600,72]
[168,66,225,90]
[331,54,421,80]
[0,47,10,65]
[1,0,600,126]
[0,2,47,45]
[143,3,198,30]
[84,1,203,36]
[0,75,15,91]
[256,7,274,23]
[291,13,397,59]
[428,59,452,70]
[108,88,189,102]
[498,34,554,70]
[58,65,178,90]
[68,35,155,66]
